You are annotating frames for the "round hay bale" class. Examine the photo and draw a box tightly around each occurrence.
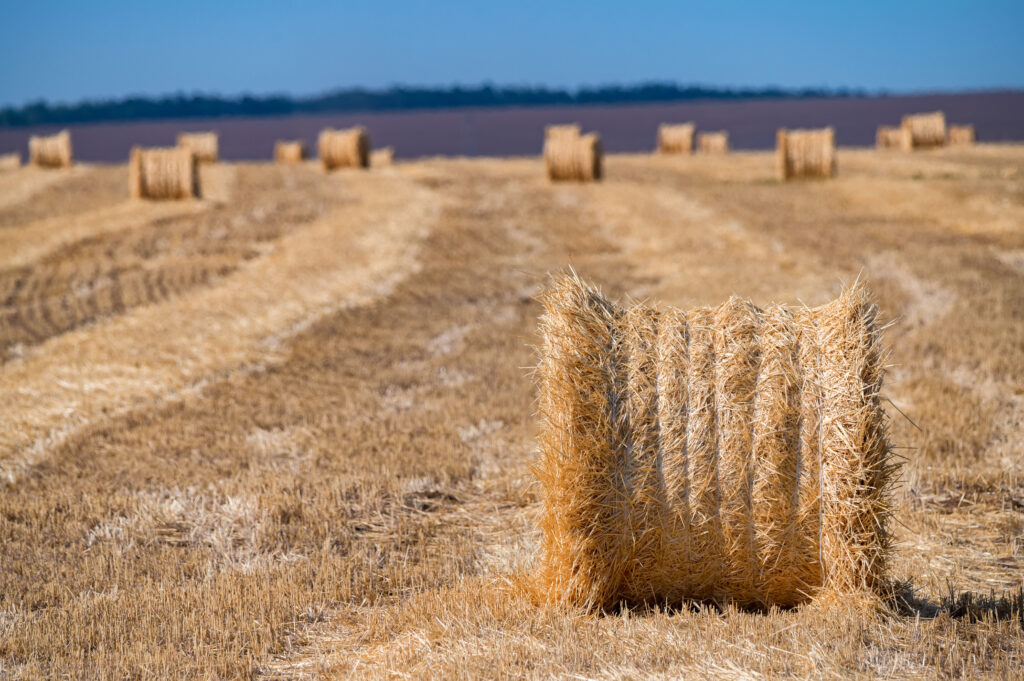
[900,112,946,150]
[28,130,73,168]
[177,132,219,164]
[370,146,394,166]
[544,129,602,182]
[697,131,730,155]
[776,127,836,180]
[319,127,370,170]
[875,126,906,150]
[0,152,21,171]
[129,146,200,200]
[534,275,894,609]
[948,124,975,146]
[274,140,308,164]
[657,123,696,154]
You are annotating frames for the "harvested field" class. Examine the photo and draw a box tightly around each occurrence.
[1,145,1023,679]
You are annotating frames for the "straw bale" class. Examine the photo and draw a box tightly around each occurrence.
[875,126,907,150]
[534,274,894,609]
[274,140,308,164]
[697,131,730,155]
[177,132,219,163]
[900,112,946,150]
[371,146,395,166]
[657,123,696,154]
[0,152,20,170]
[948,125,975,146]
[776,127,836,180]
[544,128,602,182]
[545,124,582,141]
[28,130,73,168]
[129,146,199,200]
[319,127,370,170]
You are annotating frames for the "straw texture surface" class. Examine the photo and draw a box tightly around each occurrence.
[274,140,308,164]
[544,127,602,182]
[948,125,975,146]
[697,131,730,155]
[177,132,219,163]
[776,128,836,180]
[319,127,370,170]
[129,146,199,200]
[658,123,696,154]
[29,130,72,168]
[900,112,946,151]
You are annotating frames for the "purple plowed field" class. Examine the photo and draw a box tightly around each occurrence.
[2,91,1022,162]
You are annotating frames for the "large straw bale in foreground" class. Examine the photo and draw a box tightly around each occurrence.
[697,131,730,155]
[29,130,73,168]
[534,275,894,610]
[177,131,219,163]
[544,127,602,182]
[776,127,836,180]
[875,126,906,150]
[900,112,946,151]
[657,123,696,154]
[319,127,370,170]
[948,125,975,146]
[274,140,308,164]
[0,152,20,170]
[371,146,395,166]
[129,146,199,200]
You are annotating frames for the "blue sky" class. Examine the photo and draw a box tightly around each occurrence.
[1,1,1022,107]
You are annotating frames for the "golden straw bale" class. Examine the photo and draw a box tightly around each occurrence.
[28,130,73,168]
[543,128,602,182]
[370,146,395,166]
[274,140,308,164]
[900,112,946,151]
[545,124,582,141]
[776,127,836,180]
[697,131,730,155]
[875,126,907,150]
[0,152,20,170]
[657,123,696,154]
[533,274,894,610]
[318,127,370,170]
[129,146,200,200]
[948,124,975,146]
[177,131,219,163]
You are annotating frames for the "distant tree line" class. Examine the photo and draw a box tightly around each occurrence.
[0,82,868,128]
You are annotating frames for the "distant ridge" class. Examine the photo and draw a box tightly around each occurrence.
[0,82,873,128]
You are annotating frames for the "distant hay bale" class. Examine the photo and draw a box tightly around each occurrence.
[875,126,906,150]
[657,123,696,154]
[948,124,975,146]
[697,131,730,155]
[900,112,946,151]
[177,132,219,163]
[274,140,308,164]
[776,127,836,180]
[543,127,602,182]
[319,127,370,170]
[371,146,394,166]
[129,146,199,200]
[534,274,894,610]
[28,130,73,168]
[0,152,20,170]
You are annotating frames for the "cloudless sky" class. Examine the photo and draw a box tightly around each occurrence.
[2,1,1023,108]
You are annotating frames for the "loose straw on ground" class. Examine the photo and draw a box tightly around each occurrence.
[948,125,975,146]
[776,127,836,180]
[177,132,219,163]
[657,123,696,154]
[29,130,73,168]
[900,112,946,151]
[129,146,200,200]
[543,125,602,182]
[534,274,895,610]
[319,127,370,170]
[274,140,308,164]
[697,131,729,155]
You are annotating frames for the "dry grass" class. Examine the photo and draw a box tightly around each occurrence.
[274,140,308,164]
[901,112,947,151]
[177,131,220,163]
[544,127,602,182]
[657,123,696,154]
[129,146,200,199]
[2,147,1023,679]
[698,131,729,154]
[776,127,837,180]
[319,127,370,170]
[949,125,976,146]
[28,129,72,168]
